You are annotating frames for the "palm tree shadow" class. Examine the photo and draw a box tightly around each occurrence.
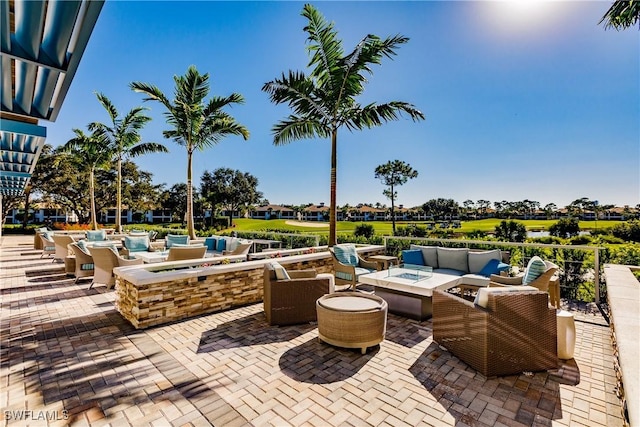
[197,313,317,353]
[279,336,378,384]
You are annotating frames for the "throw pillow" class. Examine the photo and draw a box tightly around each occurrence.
[204,237,217,251]
[166,234,189,248]
[402,249,425,266]
[86,230,107,241]
[216,238,227,252]
[478,259,511,277]
[333,244,358,266]
[124,235,149,253]
[523,256,547,285]
[410,245,438,268]
[437,247,469,273]
[468,249,502,274]
[270,261,290,280]
[76,240,91,255]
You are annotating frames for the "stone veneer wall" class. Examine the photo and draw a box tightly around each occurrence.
[115,249,383,329]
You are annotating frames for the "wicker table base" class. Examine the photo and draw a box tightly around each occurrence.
[316,292,387,354]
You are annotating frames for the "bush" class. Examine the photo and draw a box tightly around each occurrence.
[569,235,593,245]
[549,217,580,238]
[494,220,527,242]
[611,220,640,243]
[354,223,375,239]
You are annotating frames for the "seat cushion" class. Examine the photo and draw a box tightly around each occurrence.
[166,234,189,248]
[437,247,469,273]
[124,235,149,252]
[335,267,374,282]
[333,244,358,266]
[523,256,547,285]
[473,285,539,308]
[402,249,425,266]
[269,261,290,280]
[468,249,502,274]
[410,245,438,268]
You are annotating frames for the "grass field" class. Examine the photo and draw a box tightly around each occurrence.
[226,218,624,236]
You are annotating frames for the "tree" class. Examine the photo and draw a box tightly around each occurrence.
[374,160,418,234]
[600,0,640,30]
[91,93,167,233]
[262,4,424,246]
[131,65,249,239]
[543,203,557,219]
[160,183,190,223]
[200,168,263,226]
[494,220,527,242]
[60,128,113,229]
[549,218,580,239]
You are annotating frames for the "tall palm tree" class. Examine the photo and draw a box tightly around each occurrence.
[60,128,113,230]
[131,66,250,239]
[262,4,425,246]
[91,93,167,233]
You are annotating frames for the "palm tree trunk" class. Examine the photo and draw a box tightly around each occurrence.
[186,149,196,240]
[90,168,97,230]
[116,157,122,233]
[390,183,396,235]
[329,129,337,246]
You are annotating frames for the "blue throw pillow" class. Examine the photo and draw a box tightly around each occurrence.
[86,230,106,241]
[125,235,149,253]
[204,237,217,251]
[402,249,425,266]
[166,234,189,248]
[523,256,546,284]
[333,244,358,266]
[216,238,227,252]
[478,259,511,277]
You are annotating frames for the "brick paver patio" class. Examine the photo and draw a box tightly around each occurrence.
[1,235,625,426]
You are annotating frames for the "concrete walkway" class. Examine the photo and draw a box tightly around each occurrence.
[1,235,625,426]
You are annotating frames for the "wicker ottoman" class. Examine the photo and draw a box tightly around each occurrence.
[316,292,387,354]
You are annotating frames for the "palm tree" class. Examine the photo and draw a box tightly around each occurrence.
[60,128,113,230]
[91,93,167,233]
[600,0,640,30]
[131,66,250,239]
[262,4,425,246]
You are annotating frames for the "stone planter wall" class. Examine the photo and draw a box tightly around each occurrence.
[115,245,384,329]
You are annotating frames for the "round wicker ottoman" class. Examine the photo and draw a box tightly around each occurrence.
[316,292,388,354]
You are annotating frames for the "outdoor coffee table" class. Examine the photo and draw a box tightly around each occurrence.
[358,264,460,320]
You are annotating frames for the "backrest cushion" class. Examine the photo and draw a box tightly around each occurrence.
[474,285,539,308]
[333,244,358,266]
[269,261,290,280]
[124,235,149,252]
[523,256,547,285]
[86,230,107,241]
[92,241,118,251]
[76,240,92,255]
[166,234,189,248]
[468,249,502,274]
[410,245,438,268]
[43,231,54,240]
[437,247,469,273]
[402,249,425,266]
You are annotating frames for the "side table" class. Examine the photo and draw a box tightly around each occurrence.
[367,255,398,271]
[557,310,576,359]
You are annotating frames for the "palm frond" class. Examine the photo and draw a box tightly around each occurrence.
[95,92,118,122]
[262,71,330,121]
[600,0,640,30]
[128,142,170,157]
[302,3,343,91]
[130,82,173,110]
[272,115,329,145]
[343,101,425,131]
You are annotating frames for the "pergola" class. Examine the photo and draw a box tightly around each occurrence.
[0,0,103,199]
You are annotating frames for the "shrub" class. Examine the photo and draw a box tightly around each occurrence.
[569,235,593,245]
[494,220,527,242]
[354,223,375,239]
[549,217,580,238]
[611,220,640,243]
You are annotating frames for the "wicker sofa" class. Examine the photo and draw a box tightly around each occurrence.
[263,263,333,326]
[432,287,558,377]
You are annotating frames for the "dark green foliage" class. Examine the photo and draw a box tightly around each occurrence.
[494,220,527,242]
[354,223,375,239]
[549,217,580,238]
[569,235,593,245]
[611,220,640,243]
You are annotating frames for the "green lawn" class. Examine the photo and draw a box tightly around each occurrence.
[225,218,624,236]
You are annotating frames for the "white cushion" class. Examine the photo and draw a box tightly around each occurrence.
[270,261,290,280]
[474,285,538,308]
[437,247,469,273]
[410,244,438,268]
[468,250,502,274]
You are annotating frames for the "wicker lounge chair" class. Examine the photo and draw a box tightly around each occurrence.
[68,242,94,283]
[51,234,76,262]
[88,246,143,289]
[432,288,558,377]
[263,263,334,325]
[165,245,207,261]
[39,233,56,259]
[329,244,377,291]
[489,257,558,292]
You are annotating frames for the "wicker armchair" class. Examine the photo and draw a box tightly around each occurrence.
[88,246,143,289]
[69,243,94,283]
[432,289,557,377]
[489,259,558,292]
[39,233,56,259]
[329,244,377,291]
[165,245,207,261]
[121,235,165,257]
[263,263,333,325]
[52,234,76,262]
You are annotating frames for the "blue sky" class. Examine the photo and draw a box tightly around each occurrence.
[46,1,639,209]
